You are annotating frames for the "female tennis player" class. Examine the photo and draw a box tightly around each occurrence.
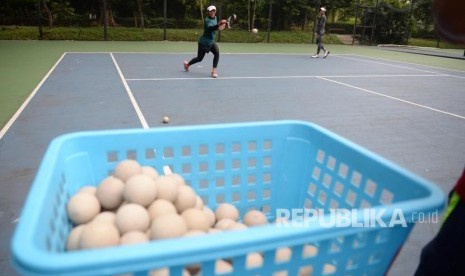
[311,7,330,59]
[184,5,227,78]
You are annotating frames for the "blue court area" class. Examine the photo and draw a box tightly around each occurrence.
[1,51,465,275]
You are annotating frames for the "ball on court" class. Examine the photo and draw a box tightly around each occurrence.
[251,28,258,35]
[162,116,170,123]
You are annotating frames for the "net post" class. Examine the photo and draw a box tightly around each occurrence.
[37,0,43,40]
[267,0,272,43]
[163,0,167,40]
[103,0,108,41]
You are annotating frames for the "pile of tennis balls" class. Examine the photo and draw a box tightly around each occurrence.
[65,159,334,275]
[66,159,267,246]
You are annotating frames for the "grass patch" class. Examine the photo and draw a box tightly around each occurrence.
[0,26,342,44]
[1,26,464,50]
[408,37,464,49]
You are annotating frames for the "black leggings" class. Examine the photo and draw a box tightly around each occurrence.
[188,42,220,68]
[316,33,326,54]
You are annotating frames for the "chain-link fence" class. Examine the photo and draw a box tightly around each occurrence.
[0,0,451,46]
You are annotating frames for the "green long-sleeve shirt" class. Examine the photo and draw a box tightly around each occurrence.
[198,16,219,46]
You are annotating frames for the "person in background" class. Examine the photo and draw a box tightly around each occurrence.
[311,7,330,59]
[183,5,227,78]
[415,168,465,275]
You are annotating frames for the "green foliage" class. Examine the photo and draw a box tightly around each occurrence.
[0,0,37,25]
[0,25,342,44]
[50,1,78,26]
[412,0,434,34]
[373,2,412,44]
[0,0,440,44]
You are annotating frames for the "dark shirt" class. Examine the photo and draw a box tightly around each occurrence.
[199,16,218,46]
[316,15,326,35]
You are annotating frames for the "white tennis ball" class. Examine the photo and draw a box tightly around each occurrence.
[92,211,116,224]
[252,28,258,34]
[175,185,197,213]
[96,176,125,210]
[181,208,211,232]
[114,159,142,182]
[124,173,157,207]
[168,173,186,187]
[147,199,177,221]
[162,116,170,123]
[150,213,187,240]
[246,252,264,268]
[243,209,268,227]
[141,166,159,180]
[66,224,86,251]
[214,218,236,230]
[215,203,240,221]
[115,203,151,234]
[120,231,149,245]
[203,207,216,227]
[154,175,179,202]
[67,193,101,225]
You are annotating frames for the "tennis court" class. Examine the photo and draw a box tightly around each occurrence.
[1,42,465,275]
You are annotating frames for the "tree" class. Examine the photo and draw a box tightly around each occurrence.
[247,0,259,30]
[99,0,117,27]
[199,0,204,21]
[322,0,356,23]
[412,0,433,30]
[372,1,412,44]
[136,0,145,28]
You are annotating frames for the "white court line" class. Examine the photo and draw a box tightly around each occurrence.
[0,53,67,141]
[340,55,465,79]
[350,54,465,74]
[338,55,450,76]
[126,74,444,81]
[110,52,149,129]
[318,76,465,120]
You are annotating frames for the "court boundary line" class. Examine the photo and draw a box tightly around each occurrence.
[318,76,465,120]
[67,51,350,56]
[346,54,465,76]
[126,74,445,81]
[110,52,149,129]
[0,52,67,141]
[1,52,462,140]
[66,52,464,73]
[338,55,453,76]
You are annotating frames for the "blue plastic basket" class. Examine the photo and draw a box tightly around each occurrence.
[11,120,445,276]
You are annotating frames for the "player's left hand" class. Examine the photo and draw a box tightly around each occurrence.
[218,24,226,31]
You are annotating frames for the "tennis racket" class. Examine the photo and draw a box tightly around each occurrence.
[227,14,237,29]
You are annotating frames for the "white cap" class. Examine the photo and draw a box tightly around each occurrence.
[320,7,326,12]
[207,5,216,11]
